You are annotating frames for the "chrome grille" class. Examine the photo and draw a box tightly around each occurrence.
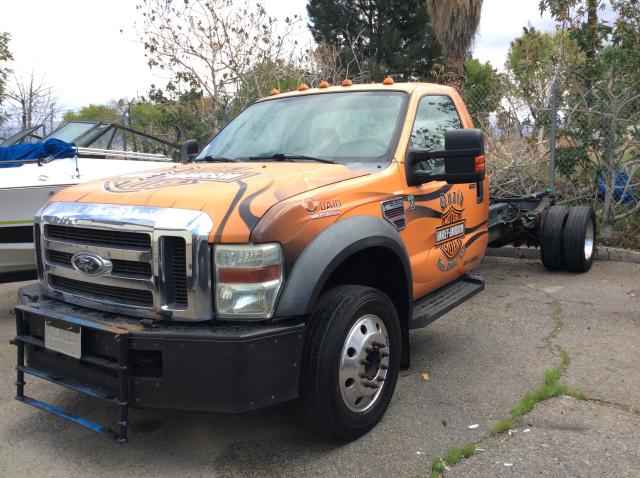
[51,275,154,307]
[35,202,213,321]
[48,250,152,278]
[46,224,151,249]
[161,236,188,308]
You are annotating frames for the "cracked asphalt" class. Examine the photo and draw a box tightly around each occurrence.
[0,256,638,477]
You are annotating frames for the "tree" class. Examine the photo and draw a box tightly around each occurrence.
[233,59,304,114]
[0,32,13,126]
[141,87,216,146]
[306,0,442,81]
[63,104,120,123]
[463,58,503,126]
[505,27,580,133]
[138,0,301,133]
[426,0,483,93]
[539,0,640,236]
[5,72,58,133]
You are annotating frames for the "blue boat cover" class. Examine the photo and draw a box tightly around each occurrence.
[0,138,76,168]
[598,170,634,205]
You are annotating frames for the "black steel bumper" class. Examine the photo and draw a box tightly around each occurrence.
[13,283,305,442]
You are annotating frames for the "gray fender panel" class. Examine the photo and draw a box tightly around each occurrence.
[275,216,413,319]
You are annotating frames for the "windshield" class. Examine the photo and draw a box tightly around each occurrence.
[198,91,407,164]
[44,122,97,143]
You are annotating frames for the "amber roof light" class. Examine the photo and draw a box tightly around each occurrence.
[318,80,330,88]
[383,77,395,85]
[269,88,280,96]
[342,79,353,87]
[297,83,309,91]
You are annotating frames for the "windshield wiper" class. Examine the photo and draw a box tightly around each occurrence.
[195,154,243,163]
[248,153,336,164]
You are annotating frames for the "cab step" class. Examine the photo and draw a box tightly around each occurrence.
[410,274,485,329]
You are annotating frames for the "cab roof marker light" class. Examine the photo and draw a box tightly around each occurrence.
[297,83,309,91]
[318,80,330,88]
[269,88,280,96]
[383,77,395,85]
[342,79,353,87]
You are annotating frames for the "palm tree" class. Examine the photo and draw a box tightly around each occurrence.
[426,0,483,94]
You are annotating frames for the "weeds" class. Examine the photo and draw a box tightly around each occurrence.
[489,364,583,436]
[490,418,513,436]
[429,443,476,478]
[429,308,586,477]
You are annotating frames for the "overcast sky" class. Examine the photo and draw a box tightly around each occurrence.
[0,0,560,112]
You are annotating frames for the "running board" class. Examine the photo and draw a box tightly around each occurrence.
[410,274,485,329]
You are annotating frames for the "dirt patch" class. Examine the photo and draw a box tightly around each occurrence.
[599,229,640,251]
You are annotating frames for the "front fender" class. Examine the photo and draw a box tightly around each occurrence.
[275,215,412,319]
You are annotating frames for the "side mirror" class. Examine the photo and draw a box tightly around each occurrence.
[181,139,199,163]
[406,129,485,186]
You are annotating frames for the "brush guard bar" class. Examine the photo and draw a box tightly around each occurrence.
[14,306,130,442]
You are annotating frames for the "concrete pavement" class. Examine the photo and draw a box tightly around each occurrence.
[0,257,638,477]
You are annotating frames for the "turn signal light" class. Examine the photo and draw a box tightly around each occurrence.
[218,265,281,284]
[474,155,485,173]
[269,88,280,96]
[298,83,309,91]
[342,79,353,87]
[318,80,330,88]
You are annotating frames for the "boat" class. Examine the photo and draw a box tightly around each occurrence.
[0,120,178,281]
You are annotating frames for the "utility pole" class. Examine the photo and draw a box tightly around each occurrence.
[585,0,597,106]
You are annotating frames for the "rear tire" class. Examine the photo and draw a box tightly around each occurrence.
[300,285,401,441]
[540,206,569,271]
[563,206,596,273]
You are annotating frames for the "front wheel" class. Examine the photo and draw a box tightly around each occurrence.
[300,285,401,441]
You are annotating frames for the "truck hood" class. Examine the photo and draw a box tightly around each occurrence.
[51,162,368,242]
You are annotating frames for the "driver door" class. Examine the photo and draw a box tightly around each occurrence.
[402,94,483,295]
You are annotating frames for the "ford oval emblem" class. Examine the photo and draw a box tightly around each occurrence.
[71,252,112,277]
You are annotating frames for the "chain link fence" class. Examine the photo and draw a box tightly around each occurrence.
[463,75,639,245]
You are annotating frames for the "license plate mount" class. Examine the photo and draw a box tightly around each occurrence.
[44,319,81,359]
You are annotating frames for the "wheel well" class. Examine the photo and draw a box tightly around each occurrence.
[321,246,411,368]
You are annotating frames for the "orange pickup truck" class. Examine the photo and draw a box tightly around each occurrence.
[13,81,595,442]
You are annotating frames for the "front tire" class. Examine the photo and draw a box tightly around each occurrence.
[300,285,401,441]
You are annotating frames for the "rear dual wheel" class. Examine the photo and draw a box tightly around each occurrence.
[541,205,596,273]
[563,206,596,272]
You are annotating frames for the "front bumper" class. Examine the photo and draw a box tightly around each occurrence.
[13,283,305,440]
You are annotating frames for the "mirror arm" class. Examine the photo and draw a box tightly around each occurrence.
[408,148,482,165]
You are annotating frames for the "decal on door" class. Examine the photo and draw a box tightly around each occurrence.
[436,190,467,272]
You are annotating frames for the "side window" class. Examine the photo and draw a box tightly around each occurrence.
[410,95,462,173]
[411,95,462,149]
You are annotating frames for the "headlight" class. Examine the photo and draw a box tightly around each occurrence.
[214,243,283,319]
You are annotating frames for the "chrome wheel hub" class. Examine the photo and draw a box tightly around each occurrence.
[584,220,594,261]
[339,314,390,413]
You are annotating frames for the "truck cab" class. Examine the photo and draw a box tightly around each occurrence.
[12,81,557,442]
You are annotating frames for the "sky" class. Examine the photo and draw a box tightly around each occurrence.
[0,0,562,113]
